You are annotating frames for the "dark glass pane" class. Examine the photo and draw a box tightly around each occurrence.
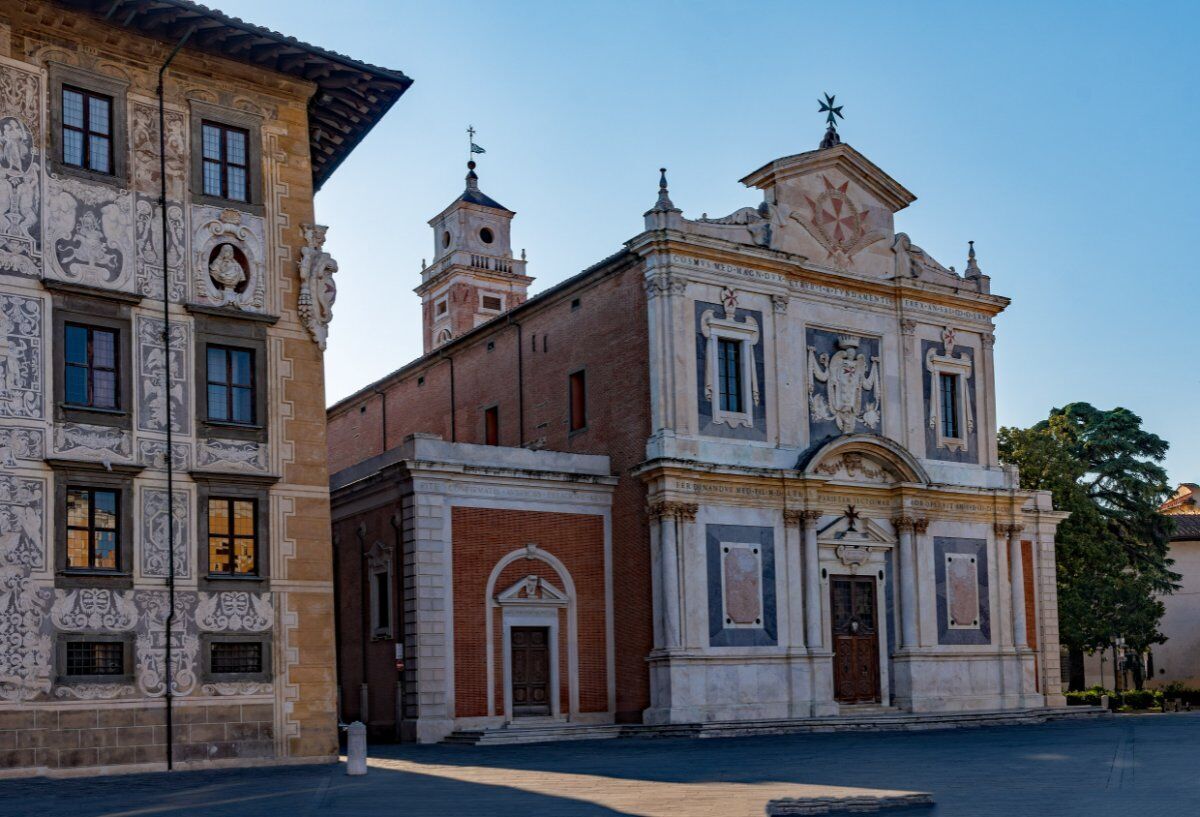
[62,89,84,127]
[63,128,84,166]
[211,642,261,674]
[233,500,254,536]
[94,531,117,569]
[233,537,255,575]
[67,489,90,528]
[88,96,110,135]
[226,130,247,165]
[93,490,117,528]
[209,536,231,574]
[67,528,90,569]
[230,350,252,385]
[207,347,227,383]
[226,166,247,202]
[232,386,253,424]
[92,329,115,368]
[376,572,390,628]
[88,135,110,173]
[209,498,230,535]
[207,384,229,421]
[66,641,123,676]
[203,160,222,197]
[202,124,222,160]
[65,324,88,364]
[92,370,116,409]
[64,364,88,405]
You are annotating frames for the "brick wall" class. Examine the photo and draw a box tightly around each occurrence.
[329,255,653,720]
[452,507,608,717]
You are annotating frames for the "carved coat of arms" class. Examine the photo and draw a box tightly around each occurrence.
[808,334,880,434]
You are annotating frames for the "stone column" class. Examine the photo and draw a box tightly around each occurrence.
[893,515,918,649]
[649,500,695,651]
[994,522,1014,649]
[801,510,824,650]
[676,502,698,648]
[783,510,807,649]
[1008,524,1028,649]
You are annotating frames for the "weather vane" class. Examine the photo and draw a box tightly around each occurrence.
[818,93,844,149]
[467,125,485,162]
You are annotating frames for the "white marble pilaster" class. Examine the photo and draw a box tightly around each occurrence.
[894,515,920,649]
[801,510,823,650]
[783,510,807,649]
[1008,524,1028,649]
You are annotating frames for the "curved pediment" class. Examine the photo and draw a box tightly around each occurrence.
[799,433,929,485]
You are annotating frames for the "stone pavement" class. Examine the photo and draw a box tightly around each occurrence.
[3,713,1198,816]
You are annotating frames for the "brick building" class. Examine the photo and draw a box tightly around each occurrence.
[0,0,409,776]
[328,124,1068,743]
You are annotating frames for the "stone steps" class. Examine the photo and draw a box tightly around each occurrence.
[441,706,1109,746]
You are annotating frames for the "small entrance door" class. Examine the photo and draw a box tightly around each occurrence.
[510,626,551,717]
[831,576,881,704]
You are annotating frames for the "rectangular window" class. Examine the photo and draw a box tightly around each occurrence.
[374,572,391,630]
[435,299,448,316]
[201,121,250,202]
[62,86,113,174]
[717,338,743,413]
[206,345,255,424]
[65,487,119,571]
[481,295,502,312]
[210,641,263,675]
[939,373,960,439]
[485,406,499,446]
[66,641,124,676]
[207,497,258,577]
[569,370,587,432]
[64,323,119,410]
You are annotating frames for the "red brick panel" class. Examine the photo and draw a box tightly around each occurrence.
[452,507,608,718]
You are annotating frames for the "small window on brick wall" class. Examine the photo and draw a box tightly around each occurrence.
[485,405,499,446]
[481,295,502,312]
[569,370,587,432]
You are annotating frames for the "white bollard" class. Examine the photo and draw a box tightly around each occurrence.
[346,720,368,776]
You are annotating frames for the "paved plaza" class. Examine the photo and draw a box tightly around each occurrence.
[3,713,1198,817]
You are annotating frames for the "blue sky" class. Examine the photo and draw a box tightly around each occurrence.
[220,0,1198,483]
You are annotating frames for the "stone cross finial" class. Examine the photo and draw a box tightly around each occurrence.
[818,92,844,149]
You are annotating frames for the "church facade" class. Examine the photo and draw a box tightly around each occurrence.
[328,127,1067,741]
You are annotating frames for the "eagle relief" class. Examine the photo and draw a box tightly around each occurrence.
[807,332,881,435]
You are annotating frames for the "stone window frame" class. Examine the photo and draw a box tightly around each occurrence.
[700,306,760,430]
[49,459,141,589]
[191,471,275,592]
[47,281,140,430]
[188,99,264,216]
[54,631,135,685]
[366,539,394,641]
[924,338,974,454]
[199,632,273,684]
[478,291,505,315]
[47,62,130,187]
[191,308,269,444]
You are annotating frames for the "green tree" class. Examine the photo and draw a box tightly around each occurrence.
[998,403,1177,689]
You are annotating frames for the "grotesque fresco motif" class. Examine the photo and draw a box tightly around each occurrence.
[136,316,189,434]
[298,223,338,349]
[130,102,186,199]
[807,329,881,437]
[197,438,268,472]
[141,487,190,579]
[137,439,191,472]
[0,473,50,702]
[0,292,42,419]
[0,65,42,279]
[0,425,43,466]
[135,195,186,300]
[196,592,273,632]
[46,176,135,291]
[52,422,132,462]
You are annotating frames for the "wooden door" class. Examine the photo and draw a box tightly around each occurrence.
[510,626,551,716]
[831,577,881,704]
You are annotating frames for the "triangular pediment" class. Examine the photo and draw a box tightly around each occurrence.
[496,575,569,606]
[739,143,915,214]
[818,514,894,545]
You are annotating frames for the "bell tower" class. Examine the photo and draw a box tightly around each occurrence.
[416,158,532,352]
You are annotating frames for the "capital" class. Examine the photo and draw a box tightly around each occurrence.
[648,500,698,521]
[913,518,929,534]
[892,515,916,533]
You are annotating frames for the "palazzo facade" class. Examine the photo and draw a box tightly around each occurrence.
[0,1,409,775]
[328,130,1066,741]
